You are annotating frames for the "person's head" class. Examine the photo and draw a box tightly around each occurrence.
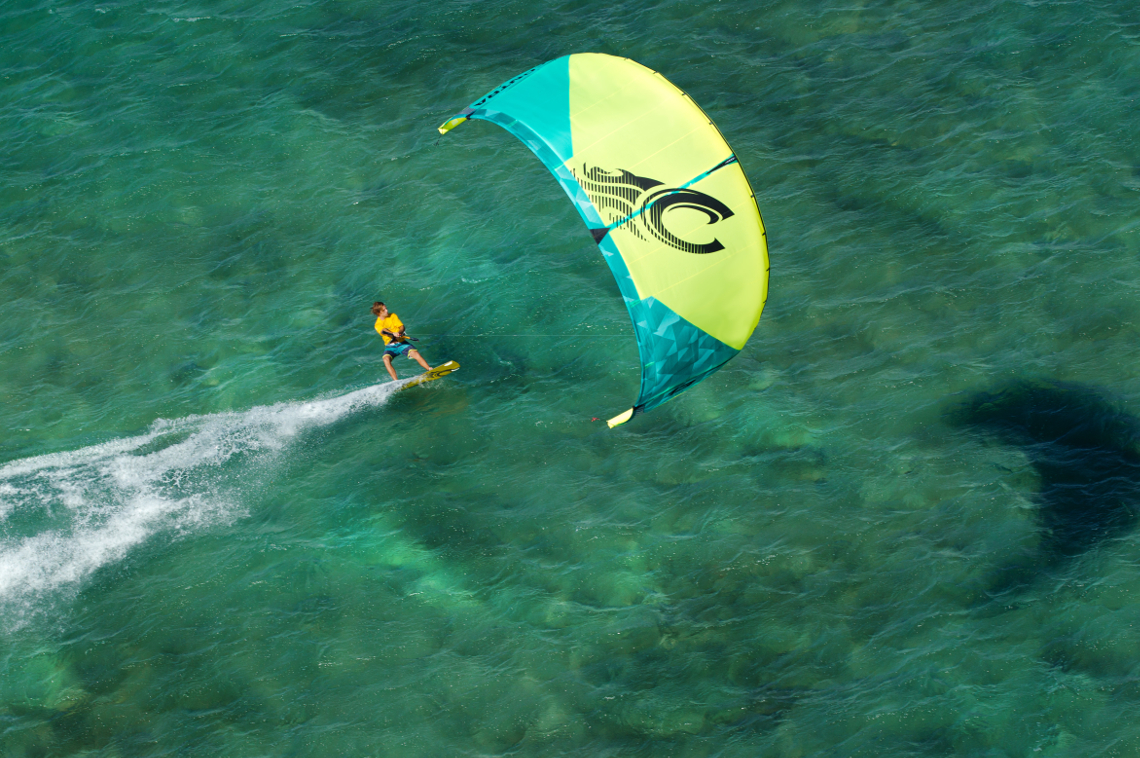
[371,301,387,318]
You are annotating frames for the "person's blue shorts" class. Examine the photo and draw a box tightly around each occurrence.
[384,342,413,359]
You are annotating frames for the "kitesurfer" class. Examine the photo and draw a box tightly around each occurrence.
[372,301,432,381]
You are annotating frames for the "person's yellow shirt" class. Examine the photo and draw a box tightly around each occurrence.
[374,314,405,345]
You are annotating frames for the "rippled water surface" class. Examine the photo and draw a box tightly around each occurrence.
[3,0,1140,755]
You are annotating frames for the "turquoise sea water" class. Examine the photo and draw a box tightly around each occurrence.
[3,0,1140,754]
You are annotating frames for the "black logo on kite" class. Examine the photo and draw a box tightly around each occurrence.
[574,165,734,254]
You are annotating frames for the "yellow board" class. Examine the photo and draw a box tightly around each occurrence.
[396,361,460,392]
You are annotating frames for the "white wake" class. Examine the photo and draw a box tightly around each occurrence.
[0,381,401,626]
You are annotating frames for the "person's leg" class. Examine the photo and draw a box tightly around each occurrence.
[408,349,431,371]
[383,353,398,381]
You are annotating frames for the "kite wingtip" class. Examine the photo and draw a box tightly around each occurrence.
[607,408,635,429]
[437,114,470,135]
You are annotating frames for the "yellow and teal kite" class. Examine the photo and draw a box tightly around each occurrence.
[439,53,769,427]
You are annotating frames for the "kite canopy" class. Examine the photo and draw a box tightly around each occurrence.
[439,53,769,427]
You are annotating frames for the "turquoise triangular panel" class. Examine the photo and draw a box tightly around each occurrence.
[626,297,739,414]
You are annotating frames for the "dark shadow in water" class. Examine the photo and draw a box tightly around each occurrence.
[948,379,1140,584]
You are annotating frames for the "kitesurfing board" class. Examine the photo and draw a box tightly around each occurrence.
[397,361,459,392]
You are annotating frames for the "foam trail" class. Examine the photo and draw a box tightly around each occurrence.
[0,381,401,626]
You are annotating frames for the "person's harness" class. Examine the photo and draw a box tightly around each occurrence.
[382,329,418,344]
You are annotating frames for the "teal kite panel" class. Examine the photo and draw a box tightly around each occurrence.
[628,297,739,414]
[463,56,573,167]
